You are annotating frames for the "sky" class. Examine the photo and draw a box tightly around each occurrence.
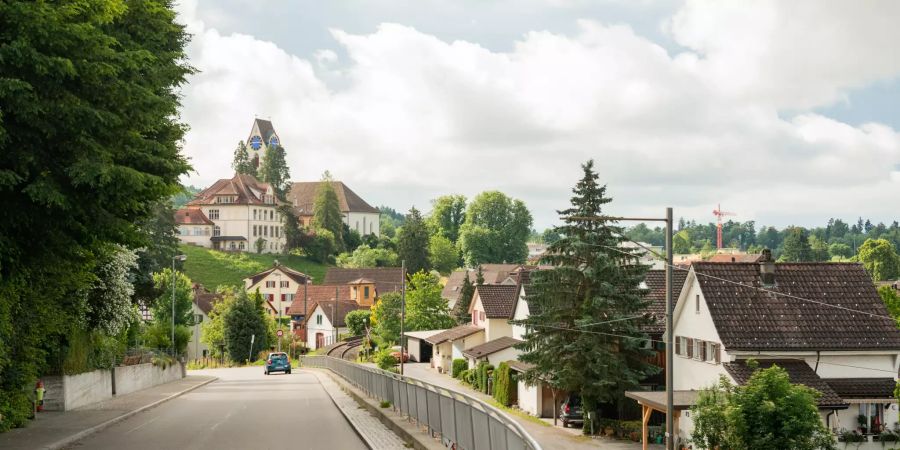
[175,0,900,230]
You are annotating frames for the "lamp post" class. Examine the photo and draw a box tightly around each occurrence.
[172,254,187,357]
[276,272,282,352]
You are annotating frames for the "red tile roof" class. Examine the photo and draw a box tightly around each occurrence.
[288,181,379,214]
[706,254,763,263]
[287,285,352,316]
[474,285,519,319]
[175,208,214,226]
[323,268,403,295]
[187,173,282,206]
[643,269,689,334]
[246,264,312,288]
[426,325,484,345]
[693,262,900,351]
[824,378,896,399]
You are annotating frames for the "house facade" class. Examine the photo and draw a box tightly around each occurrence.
[188,284,221,360]
[287,181,380,236]
[243,264,311,319]
[426,325,485,374]
[660,254,900,447]
[177,173,287,253]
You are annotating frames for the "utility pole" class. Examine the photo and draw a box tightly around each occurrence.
[571,210,674,450]
[334,285,339,345]
[171,254,187,358]
[276,272,282,352]
[399,260,406,376]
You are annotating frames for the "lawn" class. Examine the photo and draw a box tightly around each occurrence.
[179,244,330,290]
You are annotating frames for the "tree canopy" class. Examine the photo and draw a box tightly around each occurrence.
[312,172,344,253]
[224,290,270,362]
[514,160,656,430]
[429,235,459,275]
[404,272,455,332]
[0,0,191,429]
[397,207,431,275]
[781,227,813,262]
[428,195,467,243]
[857,238,900,281]
[231,140,256,176]
[458,191,533,266]
[258,144,290,200]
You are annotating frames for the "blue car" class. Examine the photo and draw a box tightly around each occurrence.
[264,352,291,375]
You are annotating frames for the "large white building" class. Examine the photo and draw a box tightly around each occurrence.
[287,181,381,237]
[175,173,286,253]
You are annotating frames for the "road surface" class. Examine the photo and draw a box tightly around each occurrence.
[65,366,368,450]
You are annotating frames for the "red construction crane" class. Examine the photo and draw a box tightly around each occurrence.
[712,204,736,249]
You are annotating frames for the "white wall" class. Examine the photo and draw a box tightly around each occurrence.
[672,274,731,391]
[245,269,297,317]
[511,292,529,340]
[345,212,380,236]
[452,332,485,361]
[305,306,346,349]
[64,369,113,410]
[485,319,513,342]
[434,342,453,373]
[114,363,183,396]
[487,347,521,367]
[177,225,212,247]
[201,204,285,253]
[517,379,543,417]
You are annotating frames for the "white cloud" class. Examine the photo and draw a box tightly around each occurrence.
[175,1,900,228]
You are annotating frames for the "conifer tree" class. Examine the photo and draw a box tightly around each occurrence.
[312,171,344,253]
[514,160,656,430]
[455,273,476,324]
[397,207,431,275]
[231,140,256,176]
[258,144,290,200]
[475,265,485,285]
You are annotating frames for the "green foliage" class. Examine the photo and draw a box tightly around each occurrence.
[306,229,337,263]
[279,205,304,252]
[143,322,191,356]
[829,242,854,259]
[374,346,398,370]
[427,195,467,243]
[781,227,813,262]
[857,239,900,281]
[0,0,191,428]
[880,285,900,328]
[514,160,657,413]
[312,172,344,252]
[397,207,431,275]
[345,309,371,337]
[171,185,202,210]
[492,362,514,406]
[459,369,473,385]
[371,292,402,343]
[452,358,468,378]
[475,362,494,393]
[255,237,267,254]
[200,287,238,358]
[224,290,270,362]
[429,235,460,275]
[542,228,562,245]
[258,144,290,200]
[404,272,456,332]
[179,244,327,290]
[133,200,182,305]
[379,400,392,408]
[148,269,194,355]
[337,245,399,268]
[232,141,257,177]
[84,245,140,335]
[691,366,836,450]
[455,273,476,325]
[458,191,533,266]
[809,236,830,261]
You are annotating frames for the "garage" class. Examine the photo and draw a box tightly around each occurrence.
[403,330,443,363]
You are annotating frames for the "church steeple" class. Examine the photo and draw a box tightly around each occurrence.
[246,118,280,167]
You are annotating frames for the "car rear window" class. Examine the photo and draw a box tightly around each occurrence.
[270,354,287,361]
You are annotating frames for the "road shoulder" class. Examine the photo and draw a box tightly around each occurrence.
[0,375,216,450]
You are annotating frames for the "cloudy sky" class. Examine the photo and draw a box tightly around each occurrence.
[175,0,900,230]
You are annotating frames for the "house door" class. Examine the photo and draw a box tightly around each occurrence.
[315,333,324,349]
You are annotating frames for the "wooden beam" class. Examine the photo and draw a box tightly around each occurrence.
[642,405,652,450]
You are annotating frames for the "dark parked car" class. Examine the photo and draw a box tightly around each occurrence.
[560,395,583,428]
[264,352,291,375]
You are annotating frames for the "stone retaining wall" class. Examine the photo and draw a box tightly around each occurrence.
[42,362,184,411]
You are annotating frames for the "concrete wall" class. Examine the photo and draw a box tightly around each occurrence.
[517,379,543,417]
[43,362,185,411]
[114,363,183,396]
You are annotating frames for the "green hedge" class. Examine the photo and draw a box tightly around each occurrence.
[492,362,515,406]
[452,358,467,378]
[475,362,494,393]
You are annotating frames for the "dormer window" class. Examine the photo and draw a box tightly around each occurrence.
[216,196,236,204]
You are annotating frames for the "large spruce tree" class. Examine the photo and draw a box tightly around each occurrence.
[258,144,290,200]
[514,160,657,429]
[312,171,344,252]
[397,207,431,275]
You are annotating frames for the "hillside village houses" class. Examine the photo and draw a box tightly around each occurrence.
[175,119,380,252]
[242,263,312,318]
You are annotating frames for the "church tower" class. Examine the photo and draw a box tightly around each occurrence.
[246,118,281,167]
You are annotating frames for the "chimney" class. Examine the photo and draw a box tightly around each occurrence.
[759,249,776,287]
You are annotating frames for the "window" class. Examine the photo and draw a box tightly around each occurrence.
[275,227,279,238]
[280,281,289,288]
[696,340,706,361]
[707,342,720,364]
[253,209,257,220]
[253,225,257,237]
[263,226,268,237]
[695,294,700,314]
[364,286,370,298]
[266,281,275,288]
[209,209,219,220]
[316,314,323,325]
[213,226,221,237]
[686,338,694,359]
[286,293,294,302]
[238,242,245,250]
[229,242,236,250]
[480,311,485,321]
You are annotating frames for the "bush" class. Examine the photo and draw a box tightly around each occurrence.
[374,347,398,370]
[305,229,336,263]
[452,358,468,378]
[492,362,514,406]
[458,369,472,385]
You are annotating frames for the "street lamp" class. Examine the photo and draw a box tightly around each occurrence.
[172,254,187,357]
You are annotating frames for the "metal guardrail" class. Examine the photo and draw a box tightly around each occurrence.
[302,356,542,450]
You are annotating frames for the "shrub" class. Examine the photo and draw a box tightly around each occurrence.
[452,358,468,378]
[492,362,514,406]
[380,400,392,408]
[374,347,397,370]
[458,369,472,385]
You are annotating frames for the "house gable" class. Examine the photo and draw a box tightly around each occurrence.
[672,268,731,391]
[511,285,530,340]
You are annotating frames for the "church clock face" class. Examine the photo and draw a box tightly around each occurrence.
[268,136,279,147]
[249,135,263,150]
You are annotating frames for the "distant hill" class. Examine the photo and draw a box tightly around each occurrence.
[180,244,329,290]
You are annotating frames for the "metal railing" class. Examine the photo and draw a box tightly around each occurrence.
[302,356,542,450]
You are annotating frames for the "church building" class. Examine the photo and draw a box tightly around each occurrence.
[246,118,281,167]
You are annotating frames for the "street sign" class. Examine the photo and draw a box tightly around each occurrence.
[276,329,283,337]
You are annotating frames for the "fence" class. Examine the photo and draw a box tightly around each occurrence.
[302,356,541,450]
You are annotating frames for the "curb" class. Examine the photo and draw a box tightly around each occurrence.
[45,377,217,450]
[309,368,441,450]
[308,370,378,450]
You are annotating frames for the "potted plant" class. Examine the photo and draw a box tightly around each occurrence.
[860,414,869,434]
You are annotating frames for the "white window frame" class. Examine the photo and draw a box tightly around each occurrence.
[209,209,219,220]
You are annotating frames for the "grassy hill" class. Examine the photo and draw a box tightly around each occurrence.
[179,244,330,290]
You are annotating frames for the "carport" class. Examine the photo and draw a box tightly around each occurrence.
[403,329,442,363]
[625,390,698,450]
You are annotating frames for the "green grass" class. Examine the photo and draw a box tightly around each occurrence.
[180,244,330,290]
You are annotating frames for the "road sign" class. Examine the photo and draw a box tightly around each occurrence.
[276,329,283,337]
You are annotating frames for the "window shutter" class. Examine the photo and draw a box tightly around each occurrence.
[686,338,693,358]
[715,344,721,364]
[699,341,706,361]
[675,336,681,355]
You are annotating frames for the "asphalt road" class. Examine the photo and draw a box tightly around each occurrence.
[66,366,368,450]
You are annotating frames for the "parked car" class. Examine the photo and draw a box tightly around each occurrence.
[560,395,583,428]
[264,352,291,375]
[390,346,409,363]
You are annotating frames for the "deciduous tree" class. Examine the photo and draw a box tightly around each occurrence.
[397,207,431,275]
[429,235,459,275]
[857,239,900,281]
[405,272,455,332]
[258,144,290,200]
[312,172,344,252]
[458,191,533,266]
[428,195,466,243]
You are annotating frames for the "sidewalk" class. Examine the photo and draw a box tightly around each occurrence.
[0,375,216,450]
[402,363,662,450]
